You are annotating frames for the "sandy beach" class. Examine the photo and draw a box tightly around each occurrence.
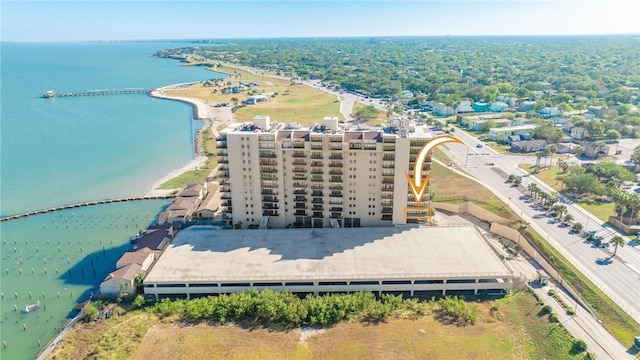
[144,84,233,197]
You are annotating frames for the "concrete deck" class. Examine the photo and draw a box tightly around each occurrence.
[145,225,512,283]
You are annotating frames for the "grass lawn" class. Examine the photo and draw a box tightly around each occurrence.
[352,102,388,126]
[519,164,614,222]
[166,64,342,125]
[430,161,518,223]
[50,292,585,360]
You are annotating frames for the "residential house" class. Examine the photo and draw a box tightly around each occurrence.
[583,142,610,158]
[116,247,155,271]
[570,127,589,140]
[133,222,177,251]
[518,101,537,111]
[496,96,517,107]
[539,107,563,118]
[433,103,455,116]
[99,263,143,296]
[456,100,473,114]
[179,182,206,199]
[587,105,606,118]
[489,124,537,142]
[490,102,509,112]
[242,95,269,105]
[510,140,547,153]
[555,143,573,154]
[472,102,490,112]
[196,188,221,219]
[157,196,200,224]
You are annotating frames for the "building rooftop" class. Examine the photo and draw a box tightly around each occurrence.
[145,225,512,283]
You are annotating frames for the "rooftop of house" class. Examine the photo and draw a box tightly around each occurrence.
[102,263,143,284]
[117,247,154,268]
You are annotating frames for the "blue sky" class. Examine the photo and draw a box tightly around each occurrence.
[2,1,638,41]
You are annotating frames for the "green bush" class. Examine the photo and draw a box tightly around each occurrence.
[549,312,560,323]
[541,305,553,315]
[571,339,587,353]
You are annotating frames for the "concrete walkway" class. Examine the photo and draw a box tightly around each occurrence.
[484,235,636,359]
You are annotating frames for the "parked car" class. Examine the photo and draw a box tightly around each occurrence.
[476,144,483,148]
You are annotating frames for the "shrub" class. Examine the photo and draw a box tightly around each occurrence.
[571,339,588,353]
[549,312,560,323]
[541,305,553,315]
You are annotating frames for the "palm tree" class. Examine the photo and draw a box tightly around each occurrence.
[545,144,557,168]
[563,214,574,224]
[572,222,583,233]
[527,183,539,197]
[612,189,628,224]
[610,235,626,257]
[574,145,584,157]
[626,193,640,227]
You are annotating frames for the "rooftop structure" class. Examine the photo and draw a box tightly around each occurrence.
[144,225,515,299]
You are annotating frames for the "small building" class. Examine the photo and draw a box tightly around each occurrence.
[539,107,563,118]
[433,103,455,116]
[518,101,537,111]
[490,102,509,112]
[158,197,200,224]
[489,124,537,142]
[588,105,606,118]
[196,188,221,219]
[510,140,547,153]
[99,263,143,296]
[179,182,206,199]
[570,127,589,140]
[583,142,610,158]
[456,100,473,114]
[133,223,177,251]
[116,247,155,271]
[243,95,269,105]
[472,102,490,112]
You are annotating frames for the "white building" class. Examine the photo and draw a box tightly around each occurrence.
[216,116,437,229]
[456,100,473,114]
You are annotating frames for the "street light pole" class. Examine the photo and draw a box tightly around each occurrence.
[465,147,469,166]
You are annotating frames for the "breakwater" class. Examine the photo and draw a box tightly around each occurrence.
[1,196,173,222]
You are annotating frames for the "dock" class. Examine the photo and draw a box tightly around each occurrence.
[0,196,174,222]
[42,88,149,98]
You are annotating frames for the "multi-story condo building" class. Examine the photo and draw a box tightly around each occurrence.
[216,116,433,229]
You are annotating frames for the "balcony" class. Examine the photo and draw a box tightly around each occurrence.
[381,193,393,199]
[262,196,279,203]
[382,162,395,168]
[261,189,278,195]
[330,206,343,212]
[312,205,324,211]
[217,149,228,157]
[259,151,276,158]
[294,203,307,209]
[221,206,232,213]
[381,214,393,221]
[329,183,343,190]
[217,141,228,149]
[262,182,278,188]
[218,158,229,164]
[329,162,342,168]
[221,200,232,207]
[292,152,306,158]
[293,166,306,173]
[261,167,277,173]
[294,196,307,202]
[312,198,323,204]
[310,153,323,159]
[293,142,306,149]
[218,171,230,178]
[261,174,278,181]
[292,159,307,166]
[311,183,324,189]
[311,167,324,174]
[312,211,324,218]
[382,176,394,184]
[330,191,342,197]
[293,174,307,180]
[263,210,279,217]
[294,210,307,216]
[221,193,232,200]
[329,153,343,160]
[293,189,307,195]
[312,190,324,197]
[381,185,394,191]
[330,176,342,182]
[220,186,231,193]
[260,159,277,166]
[382,207,393,214]
[311,176,324,182]
[383,154,395,160]
[292,181,306,187]
[329,169,343,175]
[330,213,342,219]
[262,203,279,210]
[311,161,324,167]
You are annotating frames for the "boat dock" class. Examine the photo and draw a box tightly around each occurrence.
[42,88,149,98]
[0,196,173,222]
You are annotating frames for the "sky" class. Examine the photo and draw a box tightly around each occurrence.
[2,0,639,42]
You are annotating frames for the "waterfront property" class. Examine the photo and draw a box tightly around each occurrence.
[216,116,439,229]
[143,225,516,299]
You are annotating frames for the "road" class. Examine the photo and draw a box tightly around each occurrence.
[439,128,640,322]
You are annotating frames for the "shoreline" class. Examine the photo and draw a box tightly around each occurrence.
[144,83,233,197]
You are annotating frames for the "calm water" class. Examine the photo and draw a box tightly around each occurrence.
[0,41,226,216]
[0,42,225,359]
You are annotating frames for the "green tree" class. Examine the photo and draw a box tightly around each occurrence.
[586,121,605,138]
[605,129,621,141]
[545,144,557,168]
[572,222,584,233]
[630,144,640,168]
[610,235,626,257]
[563,214,574,224]
[354,105,379,123]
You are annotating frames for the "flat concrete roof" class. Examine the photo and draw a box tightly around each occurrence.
[145,225,512,283]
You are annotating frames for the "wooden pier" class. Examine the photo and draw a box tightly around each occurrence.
[42,89,149,98]
[0,196,174,222]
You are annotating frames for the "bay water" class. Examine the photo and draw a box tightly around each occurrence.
[0,41,225,359]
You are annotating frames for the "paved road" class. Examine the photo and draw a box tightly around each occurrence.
[439,128,640,322]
